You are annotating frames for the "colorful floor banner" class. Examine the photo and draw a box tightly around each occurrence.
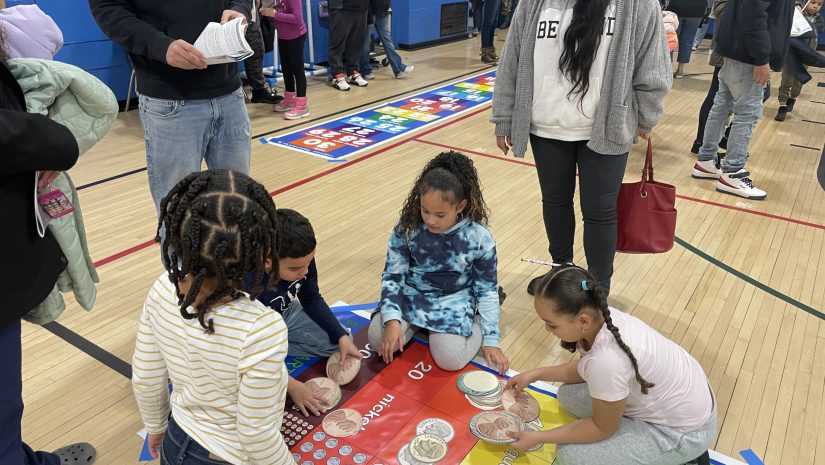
[260,71,497,161]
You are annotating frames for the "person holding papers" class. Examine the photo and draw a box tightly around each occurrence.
[89,0,254,215]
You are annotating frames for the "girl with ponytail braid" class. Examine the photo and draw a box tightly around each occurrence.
[133,169,295,465]
[505,265,716,465]
[369,151,510,375]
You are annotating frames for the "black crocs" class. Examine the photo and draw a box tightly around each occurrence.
[52,443,97,464]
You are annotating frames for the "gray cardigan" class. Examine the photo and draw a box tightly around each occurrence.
[491,0,672,157]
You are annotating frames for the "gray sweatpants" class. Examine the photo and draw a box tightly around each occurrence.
[555,384,717,465]
[367,313,482,371]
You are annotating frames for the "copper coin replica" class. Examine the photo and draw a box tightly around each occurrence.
[305,377,342,410]
[322,408,363,438]
[409,433,448,463]
[525,423,543,452]
[501,388,541,422]
[469,411,525,444]
[326,352,362,385]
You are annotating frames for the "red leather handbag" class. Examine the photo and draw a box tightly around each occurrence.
[616,140,677,253]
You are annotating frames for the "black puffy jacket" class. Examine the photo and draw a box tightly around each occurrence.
[713,0,794,70]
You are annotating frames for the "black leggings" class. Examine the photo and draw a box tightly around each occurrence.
[530,134,629,293]
[694,67,720,147]
[279,34,307,97]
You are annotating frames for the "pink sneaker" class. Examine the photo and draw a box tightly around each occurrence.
[273,91,295,112]
[285,97,309,120]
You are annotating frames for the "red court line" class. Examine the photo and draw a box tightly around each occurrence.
[412,139,825,231]
[92,105,494,269]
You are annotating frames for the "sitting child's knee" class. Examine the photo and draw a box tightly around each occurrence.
[431,350,470,372]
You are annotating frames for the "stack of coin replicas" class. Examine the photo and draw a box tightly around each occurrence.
[305,377,343,411]
[397,418,455,465]
[457,371,505,410]
[501,388,541,422]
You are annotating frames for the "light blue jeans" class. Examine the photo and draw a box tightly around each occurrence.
[361,14,409,77]
[138,87,251,213]
[282,300,342,358]
[699,59,765,173]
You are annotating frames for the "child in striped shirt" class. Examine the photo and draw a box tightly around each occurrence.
[133,170,294,465]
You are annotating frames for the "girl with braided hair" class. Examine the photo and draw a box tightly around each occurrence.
[505,265,716,465]
[368,151,510,374]
[133,169,295,465]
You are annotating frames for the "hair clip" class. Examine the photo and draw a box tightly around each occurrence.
[581,280,589,291]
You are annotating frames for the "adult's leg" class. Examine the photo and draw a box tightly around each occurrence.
[429,317,483,371]
[698,65,736,163]
[243,19,266,90]
[718,59,765,173]
[472,0,483,31]
[576,144,628,293]
[139,94,210,214]
[367,313,417,355]
[481,0,502,49]
[0,320,60,465]
[359,21,373,76]
[374,14,406,76]
[203,88,251,175]
[676,17,703,65]
[344,10,368,75]
[694,66,720,150]
[529,134,578,265]
[282,301,343,358]
[328,9,349,76]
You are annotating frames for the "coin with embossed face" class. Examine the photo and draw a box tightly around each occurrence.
[502,388,541,422]
[416,418,455,443]
[409,434,448,463]
[326,352,362,385]
[397,444,429,465]
[322,408,362,438]
[469,411,525,444]
[305,377,342,410]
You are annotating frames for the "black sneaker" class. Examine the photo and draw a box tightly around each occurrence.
[690,140,702,154]
[498,286,507,305]
[786,97,796,112]
[250,88,283,104]
[775,105,788,121]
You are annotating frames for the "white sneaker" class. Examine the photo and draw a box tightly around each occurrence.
[691,159,720,179]
[346,72,369,87]
[363,73,375,80]
[716,169,767,200]
[396,65,414,79]
[331,73,350,91]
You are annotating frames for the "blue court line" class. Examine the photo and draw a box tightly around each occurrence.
[674,236,825,320]
[739,449,765,465]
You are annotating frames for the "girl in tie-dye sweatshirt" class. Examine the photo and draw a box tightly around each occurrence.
[367,151,510,374]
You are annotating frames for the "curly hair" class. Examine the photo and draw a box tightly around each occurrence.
[395,151,490,238]
[156,170,280,333]
[536,265,656,395]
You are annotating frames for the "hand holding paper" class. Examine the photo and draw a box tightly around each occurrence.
[193,17,254,65]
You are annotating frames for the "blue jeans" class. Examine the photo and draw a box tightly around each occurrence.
[138,88,251,213]
[282,301,342,358]
[699,59,765,173]
[480,0,502,48]
[0,320,59,465]
[361,14,408,77]
[160,416,230,465]
[676,17,703,64]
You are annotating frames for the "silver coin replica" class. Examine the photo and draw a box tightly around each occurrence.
[313,449,327,460]
[327,458,342,465]
[409,433,448,463]
[339,445,353,456]
[415,418,455,443]
[292,453,301,462]
[313,431,326,441]
[353,452,368,463]
[301,461,313,465]
[300,442,314,453]
[325,438,340,449]
[397,444,430,465]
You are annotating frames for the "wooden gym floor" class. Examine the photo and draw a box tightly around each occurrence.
[22,30,825,465]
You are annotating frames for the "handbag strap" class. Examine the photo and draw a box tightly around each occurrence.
[639,139,654,196]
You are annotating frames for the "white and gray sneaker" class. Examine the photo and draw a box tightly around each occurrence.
[716,169,767,200]
[691,158,720,179]
[396,65,414,79]
[346,71,369,87]
[331,73,350,91]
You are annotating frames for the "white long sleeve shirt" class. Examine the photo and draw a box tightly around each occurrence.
[133,274,294,465]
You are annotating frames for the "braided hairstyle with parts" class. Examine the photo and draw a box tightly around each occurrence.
[156,170,279,334]
[536,265,655,394]
[396,151,490,238]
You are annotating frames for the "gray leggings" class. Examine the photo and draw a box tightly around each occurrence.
[555,384,717,465]
[367,313,482,371]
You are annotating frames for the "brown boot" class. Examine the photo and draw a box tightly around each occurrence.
[490,46,499,61]
[481,47,498,64]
